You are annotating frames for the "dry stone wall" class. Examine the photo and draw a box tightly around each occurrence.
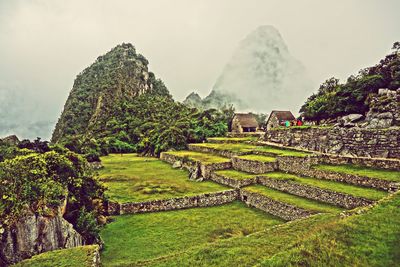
[209,172,258,188]
[160,152,232,179]
[188,144,250,158]
[108,190,239,215]
[239,189,312,221]
[264,127,400,159]
[232,157,277,174]
[257,177,373,209]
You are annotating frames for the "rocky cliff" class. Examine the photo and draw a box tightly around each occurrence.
[52,43,168,143]
[186,25,313,112]
[0,206,83,266]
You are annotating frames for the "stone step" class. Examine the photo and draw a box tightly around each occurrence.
[188,143,253,158]
[258,172,383,209]
[206,137,257,144]
[232,155,278,174]
[240,186,342,221]
[210,169,261,188]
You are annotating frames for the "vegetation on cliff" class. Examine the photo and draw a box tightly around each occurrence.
[300,42,400,120]
[53,43,231,157]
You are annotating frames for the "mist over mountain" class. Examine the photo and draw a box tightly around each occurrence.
[0,85,54,140]
[185,25,313,113]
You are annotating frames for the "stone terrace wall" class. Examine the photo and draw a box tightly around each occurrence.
[239,189,312,221]
[317,154,400,171]
[188,144,250,158]
[264,127,400,159]
[257,176,373,209]
[232,157,277,174]
[160,152,232,179]
[209,172,258,188]
[110,190,238,215]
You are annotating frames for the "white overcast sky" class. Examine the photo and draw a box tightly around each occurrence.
[0,0,399,126]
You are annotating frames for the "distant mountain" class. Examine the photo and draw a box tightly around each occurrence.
[52,43,169,143]
[182,92,203,109]
[185,25,313,113]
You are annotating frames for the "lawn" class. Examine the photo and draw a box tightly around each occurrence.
[99,154,227,203]
[254,145,312,157]
[14,245,98,267]
[244,185,343,214]
[100,201,284,266]
[263,172,387,201]
[314,164,400,182]
[190,142,255,153]
[260,191,400,266]
[237,154,277,162]
[162,150,231,164]
[214,169,260,180]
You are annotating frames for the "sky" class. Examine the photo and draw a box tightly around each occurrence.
[0,0,399,140]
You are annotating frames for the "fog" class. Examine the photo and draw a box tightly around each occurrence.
[0,0,399,140]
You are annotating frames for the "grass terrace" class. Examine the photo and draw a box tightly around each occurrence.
[254,145,312,157]
[314,164,400,182]
[237,154,277,163]
[100,201,284,266]
[207,136,257,142]
[244,185,343,214]
[99,154,227,203]
[14,245,98,267]
[263,172,387,201]
[163,150,231,164]
[214,169,260,180]
[190,142,255,153]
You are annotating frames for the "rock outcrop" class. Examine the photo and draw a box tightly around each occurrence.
[0,208,83,266]
[364,89,400,128]
[0,135,20,146]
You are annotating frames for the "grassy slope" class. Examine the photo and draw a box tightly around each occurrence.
[260,191,400,266]
[264,172,387,201]
[315,164,400,182]
[99,154,227,203]
[13,245,97,267]
[162,150,231,164]
[150,214,336,267]
[245,185,342,214]
[238,154,277,162]
[100,201,283,266]
[214,169,260,180]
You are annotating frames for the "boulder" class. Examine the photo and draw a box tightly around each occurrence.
[338,114,364,127]
[0,208,83,266]
[172,161,182,169]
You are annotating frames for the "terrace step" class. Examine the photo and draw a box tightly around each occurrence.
[188,143,253,158]
[207,137,257,144]
[258,172,383,209]
[210,169,261,188]
[240,185,342,221]
[309,164,400,192]
[232,155,278,174]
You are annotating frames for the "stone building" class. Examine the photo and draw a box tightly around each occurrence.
[231,113,259,133]
[266,111,295,130]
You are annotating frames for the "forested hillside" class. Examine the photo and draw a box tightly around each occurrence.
[300,42,400,120]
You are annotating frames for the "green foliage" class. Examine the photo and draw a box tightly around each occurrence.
[76,207,101,244]
[301,43,400,120]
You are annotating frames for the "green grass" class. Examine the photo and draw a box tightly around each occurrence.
[254,145,312,157]
[207,137,257,142]
[99,154,227,203]
[237,154,277,163]
[263,172,387,201]
[163,150,231,164]
[147,214,336,266]
[214,169,260,180]
[315,164,400,182]
[190,142,255,153]
[260,191,400,266]
[100,201,284,266]
[244,185,343,214]
[13,245,97,267]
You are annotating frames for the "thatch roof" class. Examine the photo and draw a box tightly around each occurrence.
[268,111,295,122]
[234,113,259,127]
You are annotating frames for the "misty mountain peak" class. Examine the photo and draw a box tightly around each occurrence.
[210,25,313,113]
